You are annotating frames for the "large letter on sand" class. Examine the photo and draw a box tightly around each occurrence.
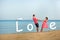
[50,22,56,30]
[27,24,33,31]
[16,21,23,32]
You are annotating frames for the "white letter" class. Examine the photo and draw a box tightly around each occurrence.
[16,21,23,32]
[50,22,56,30]
[27,24,33,31]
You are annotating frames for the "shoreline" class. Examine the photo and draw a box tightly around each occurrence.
[0,30,60,40]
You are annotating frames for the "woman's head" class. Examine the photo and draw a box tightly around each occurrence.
[45,17,48,20]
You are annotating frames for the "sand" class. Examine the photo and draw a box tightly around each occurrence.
[0,30,60,40]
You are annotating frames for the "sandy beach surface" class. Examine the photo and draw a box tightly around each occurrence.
[0,30,60,40]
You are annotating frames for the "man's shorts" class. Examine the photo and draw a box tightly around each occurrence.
[35,23,39,28]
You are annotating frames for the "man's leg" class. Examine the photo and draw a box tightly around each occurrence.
[35,23,39,32]
[36,27,39,32]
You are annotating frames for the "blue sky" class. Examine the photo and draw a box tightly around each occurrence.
[0,0,60,20]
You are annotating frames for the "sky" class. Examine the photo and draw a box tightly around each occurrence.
[0,0,60,20]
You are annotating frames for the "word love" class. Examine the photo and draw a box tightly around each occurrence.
[16,21,56,32]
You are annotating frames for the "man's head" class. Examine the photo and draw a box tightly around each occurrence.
[33,14,35,17]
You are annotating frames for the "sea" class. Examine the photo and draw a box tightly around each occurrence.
[0,20,60,34]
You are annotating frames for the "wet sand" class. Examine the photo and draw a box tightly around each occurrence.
[0,30,60,40]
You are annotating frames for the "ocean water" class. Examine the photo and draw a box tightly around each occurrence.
[0,20,60,34]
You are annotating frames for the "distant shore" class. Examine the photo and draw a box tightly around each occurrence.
[0,30,60,40]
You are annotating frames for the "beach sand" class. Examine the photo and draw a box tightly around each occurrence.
[0,30,60,40]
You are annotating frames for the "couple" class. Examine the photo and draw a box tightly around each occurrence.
[33,14,48,32]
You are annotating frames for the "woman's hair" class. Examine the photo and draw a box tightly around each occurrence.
[45,17,48,20]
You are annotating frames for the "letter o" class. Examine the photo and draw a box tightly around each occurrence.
[27,24,33,31]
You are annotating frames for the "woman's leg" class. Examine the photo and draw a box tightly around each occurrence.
[41,27,43,32]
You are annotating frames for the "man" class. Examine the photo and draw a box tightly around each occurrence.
[33,14,40,32]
